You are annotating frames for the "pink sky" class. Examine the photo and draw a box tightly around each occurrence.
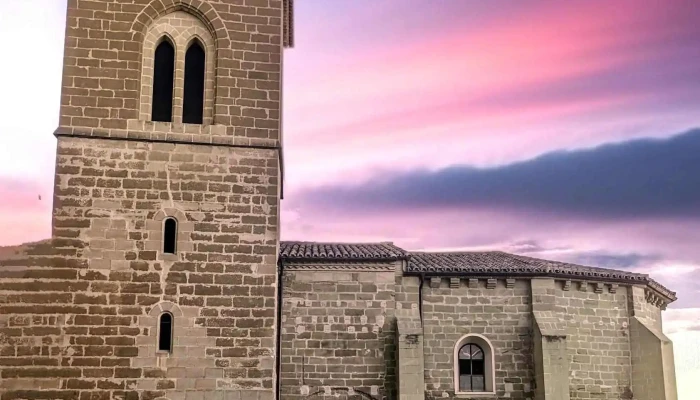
[0,1,699,394]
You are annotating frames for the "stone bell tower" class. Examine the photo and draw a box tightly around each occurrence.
[0,1,293,400]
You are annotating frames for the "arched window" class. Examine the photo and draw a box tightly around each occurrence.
[139,12,215,125]
[458,344,485,392]
[163,217,177,254]
[454,334,495,394]
[151,39,175,122]
[158,312,173,352]
[182,40,205,124]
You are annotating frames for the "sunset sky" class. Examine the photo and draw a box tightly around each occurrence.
[0,0,699,395]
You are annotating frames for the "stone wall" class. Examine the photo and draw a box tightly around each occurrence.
[554,281,632,399]
[280,267,397,400]
[421,278,533,399]
[58,0,284,147]
[628,286,677,400]
[1,136,280,400]
[395,310,424,400]
[0,0,287,399]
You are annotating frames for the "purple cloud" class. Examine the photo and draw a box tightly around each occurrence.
[296,128,700,220]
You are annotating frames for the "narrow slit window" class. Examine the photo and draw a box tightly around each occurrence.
[182,40,206,124]
[458,344,486,392]
[158,312,173,352]
[163,217,177,254]
[152,39,175,122]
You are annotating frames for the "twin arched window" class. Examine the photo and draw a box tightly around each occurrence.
[141,12,214,125]
[152,38,205,124]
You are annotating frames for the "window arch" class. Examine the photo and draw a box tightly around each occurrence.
[139,12,216,125]
[183,39,206,124]
[158,312,174,353]
[458,343,485,392]
[454,334,495,395]
[151,38,175,122]
[163,217,177,254]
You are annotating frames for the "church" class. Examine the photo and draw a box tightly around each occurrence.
[0,1,678,400]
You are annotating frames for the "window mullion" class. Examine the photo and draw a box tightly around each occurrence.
[172,38,186,124]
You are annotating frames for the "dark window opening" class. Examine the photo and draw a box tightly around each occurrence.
[163,218,177,254]
[158,313,173,352]
[152,39,175,122]
[182,40,206,124]
[458,343,485,392]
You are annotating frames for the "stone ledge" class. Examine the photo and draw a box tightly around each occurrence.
[54,126,279,150]
[454,393,498,399]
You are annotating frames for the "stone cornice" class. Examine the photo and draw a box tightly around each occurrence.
[405,251,676,303]
[281,261,395,272]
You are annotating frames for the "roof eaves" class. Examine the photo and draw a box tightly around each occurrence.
[403,251,676,302]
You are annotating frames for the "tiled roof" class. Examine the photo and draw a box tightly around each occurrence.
[277,242,674,301]
[406,251,532,273]
[279,241,408,262]
[406,251,676,301]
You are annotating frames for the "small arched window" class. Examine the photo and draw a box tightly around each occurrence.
[163,217,177,254]
[152,38,175,122]
[454,334,495,394]
[158,312,173,352]
[182,40,206,124]
[458,344,485,392]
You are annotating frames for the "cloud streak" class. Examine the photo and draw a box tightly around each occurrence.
[283,0,700,188]
[298,129,700,220]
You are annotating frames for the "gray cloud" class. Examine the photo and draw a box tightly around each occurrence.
[558,252,662,270]
[299,128,700,219]
[504,240,662,271]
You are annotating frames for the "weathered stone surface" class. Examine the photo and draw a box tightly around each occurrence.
[421,278,533,399]
[555,280,632,399]
[280,268,397,400]
[0,1,679,399]
[0,1,288,399]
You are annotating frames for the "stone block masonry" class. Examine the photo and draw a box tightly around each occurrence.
[422,278,534,399]
[0,0,680,398]
[395,310,424,400]
[280,268,397,400]
[57,0,287,148]
[0,0,289,397]
[1,136,280,400]
[555,281,632,399]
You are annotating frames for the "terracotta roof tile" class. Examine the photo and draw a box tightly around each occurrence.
[279,241,407,262]
[406,251,676,301]
[278,242,674,301]
[406,251,532,273]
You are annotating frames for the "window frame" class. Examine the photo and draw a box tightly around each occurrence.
[157,312,174,353]
[151,37,176,123]
[138,12,216,126]
[453,333,496,396]
[163,217,178,255]
[458,343,486,392]
[182,38,207,125]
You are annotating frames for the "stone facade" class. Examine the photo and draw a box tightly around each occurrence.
[273,249,677,400]
[1,1,291,399]
[0,2,680,400]
[279,265,398,400]
[422,278,532,399]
